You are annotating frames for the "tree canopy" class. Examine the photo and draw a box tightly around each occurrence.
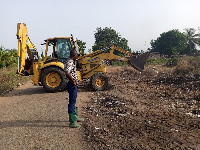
[92,27,131,52]
[150,29,187,56]
[77,39,86,55]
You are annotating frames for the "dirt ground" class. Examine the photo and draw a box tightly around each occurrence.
[0,81,87,150]
[0,66,199,150]
[81,66,200,150]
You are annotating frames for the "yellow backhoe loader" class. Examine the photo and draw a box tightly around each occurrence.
[17,23,150,92]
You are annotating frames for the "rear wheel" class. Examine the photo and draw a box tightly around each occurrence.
[41,67,66,92]
[90,72,108,91]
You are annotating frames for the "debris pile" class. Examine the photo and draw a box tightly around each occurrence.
[83,67,200,150]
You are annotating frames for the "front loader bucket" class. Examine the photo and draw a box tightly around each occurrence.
[128,52,150,72]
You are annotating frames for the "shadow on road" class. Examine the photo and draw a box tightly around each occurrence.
[1,81,115,97]
[1,86,46,97]
[0,120,69,128]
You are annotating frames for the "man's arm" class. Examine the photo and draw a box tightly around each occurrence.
[65,71,77,85]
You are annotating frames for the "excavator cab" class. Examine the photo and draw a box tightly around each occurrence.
[38,37,82,92]
[57,38,72,63]
[42,37,76,63]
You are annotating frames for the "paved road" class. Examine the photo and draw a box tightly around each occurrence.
[0,81,86,150]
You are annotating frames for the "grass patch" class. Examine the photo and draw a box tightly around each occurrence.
[146,58,169,65]
[0,66,31,95]
[147,57,180,66]
[112,61,128,66]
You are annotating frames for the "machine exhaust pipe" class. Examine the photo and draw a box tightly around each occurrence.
[128,52,150,72]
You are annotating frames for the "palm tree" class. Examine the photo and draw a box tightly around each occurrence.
[184,28,200,54]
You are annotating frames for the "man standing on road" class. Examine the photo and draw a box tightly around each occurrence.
[65,50,84,128]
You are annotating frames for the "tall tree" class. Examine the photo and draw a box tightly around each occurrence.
[92,27,131,53]
[77,39,86,55]
[150,29,187,56]
[184,28,200,54]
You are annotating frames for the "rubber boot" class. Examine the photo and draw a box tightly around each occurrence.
[74,107,84,122]
[69,112,81,128]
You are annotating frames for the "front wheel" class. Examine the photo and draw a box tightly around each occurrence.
[90,72,108,91]
[41,67,66,92]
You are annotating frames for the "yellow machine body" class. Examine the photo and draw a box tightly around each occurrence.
[17,23,149,92]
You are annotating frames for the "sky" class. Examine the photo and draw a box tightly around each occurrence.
[0,0,200,54]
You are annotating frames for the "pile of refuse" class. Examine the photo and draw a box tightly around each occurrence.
[82,67,200,150]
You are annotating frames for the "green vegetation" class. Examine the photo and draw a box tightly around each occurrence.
[77,39,86,55]
[0,46,30,94]
[150,28,200,56]
[150,29,187,56]
[0,46,18,68]
[41,52,45,61]
[0,66,30,95]
[146,58,170,65]
[111,61,128,66]
[92,27,131,53]
[147,57,179,66]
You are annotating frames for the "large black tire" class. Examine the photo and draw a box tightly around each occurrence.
[90,72,108,91]
[41,67,66,93]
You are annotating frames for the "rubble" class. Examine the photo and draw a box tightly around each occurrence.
[82,66,200,150]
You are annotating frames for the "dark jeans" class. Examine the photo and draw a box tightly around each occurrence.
[66,82,78,113]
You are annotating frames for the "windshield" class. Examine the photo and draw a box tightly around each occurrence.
[57,39,72,63]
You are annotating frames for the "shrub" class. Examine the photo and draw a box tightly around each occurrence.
[187,56,200,74]
[166,57,179,67]
[0,47,18,68]
[0,61,6,68]
[9,63,18,68]
[174,59,194,75]
[112,60,128,66]
[0,66,30,95]
[146,58,169,65]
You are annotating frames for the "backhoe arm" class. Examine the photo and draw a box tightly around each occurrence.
[16,23,40,75]
[79,45,132,63]
[79,45,150,72]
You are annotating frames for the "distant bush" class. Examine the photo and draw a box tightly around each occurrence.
[0,61,6,68]
[147,58,169,65]
[174,59,194,75]
[166,57,179,66]
[9,63,18,68]
[0,46,18,68]
[173,56,200,75]
[0,66,30,95]
[111,61,128,66]
[188,56,200,73]
[147,57,180,66]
